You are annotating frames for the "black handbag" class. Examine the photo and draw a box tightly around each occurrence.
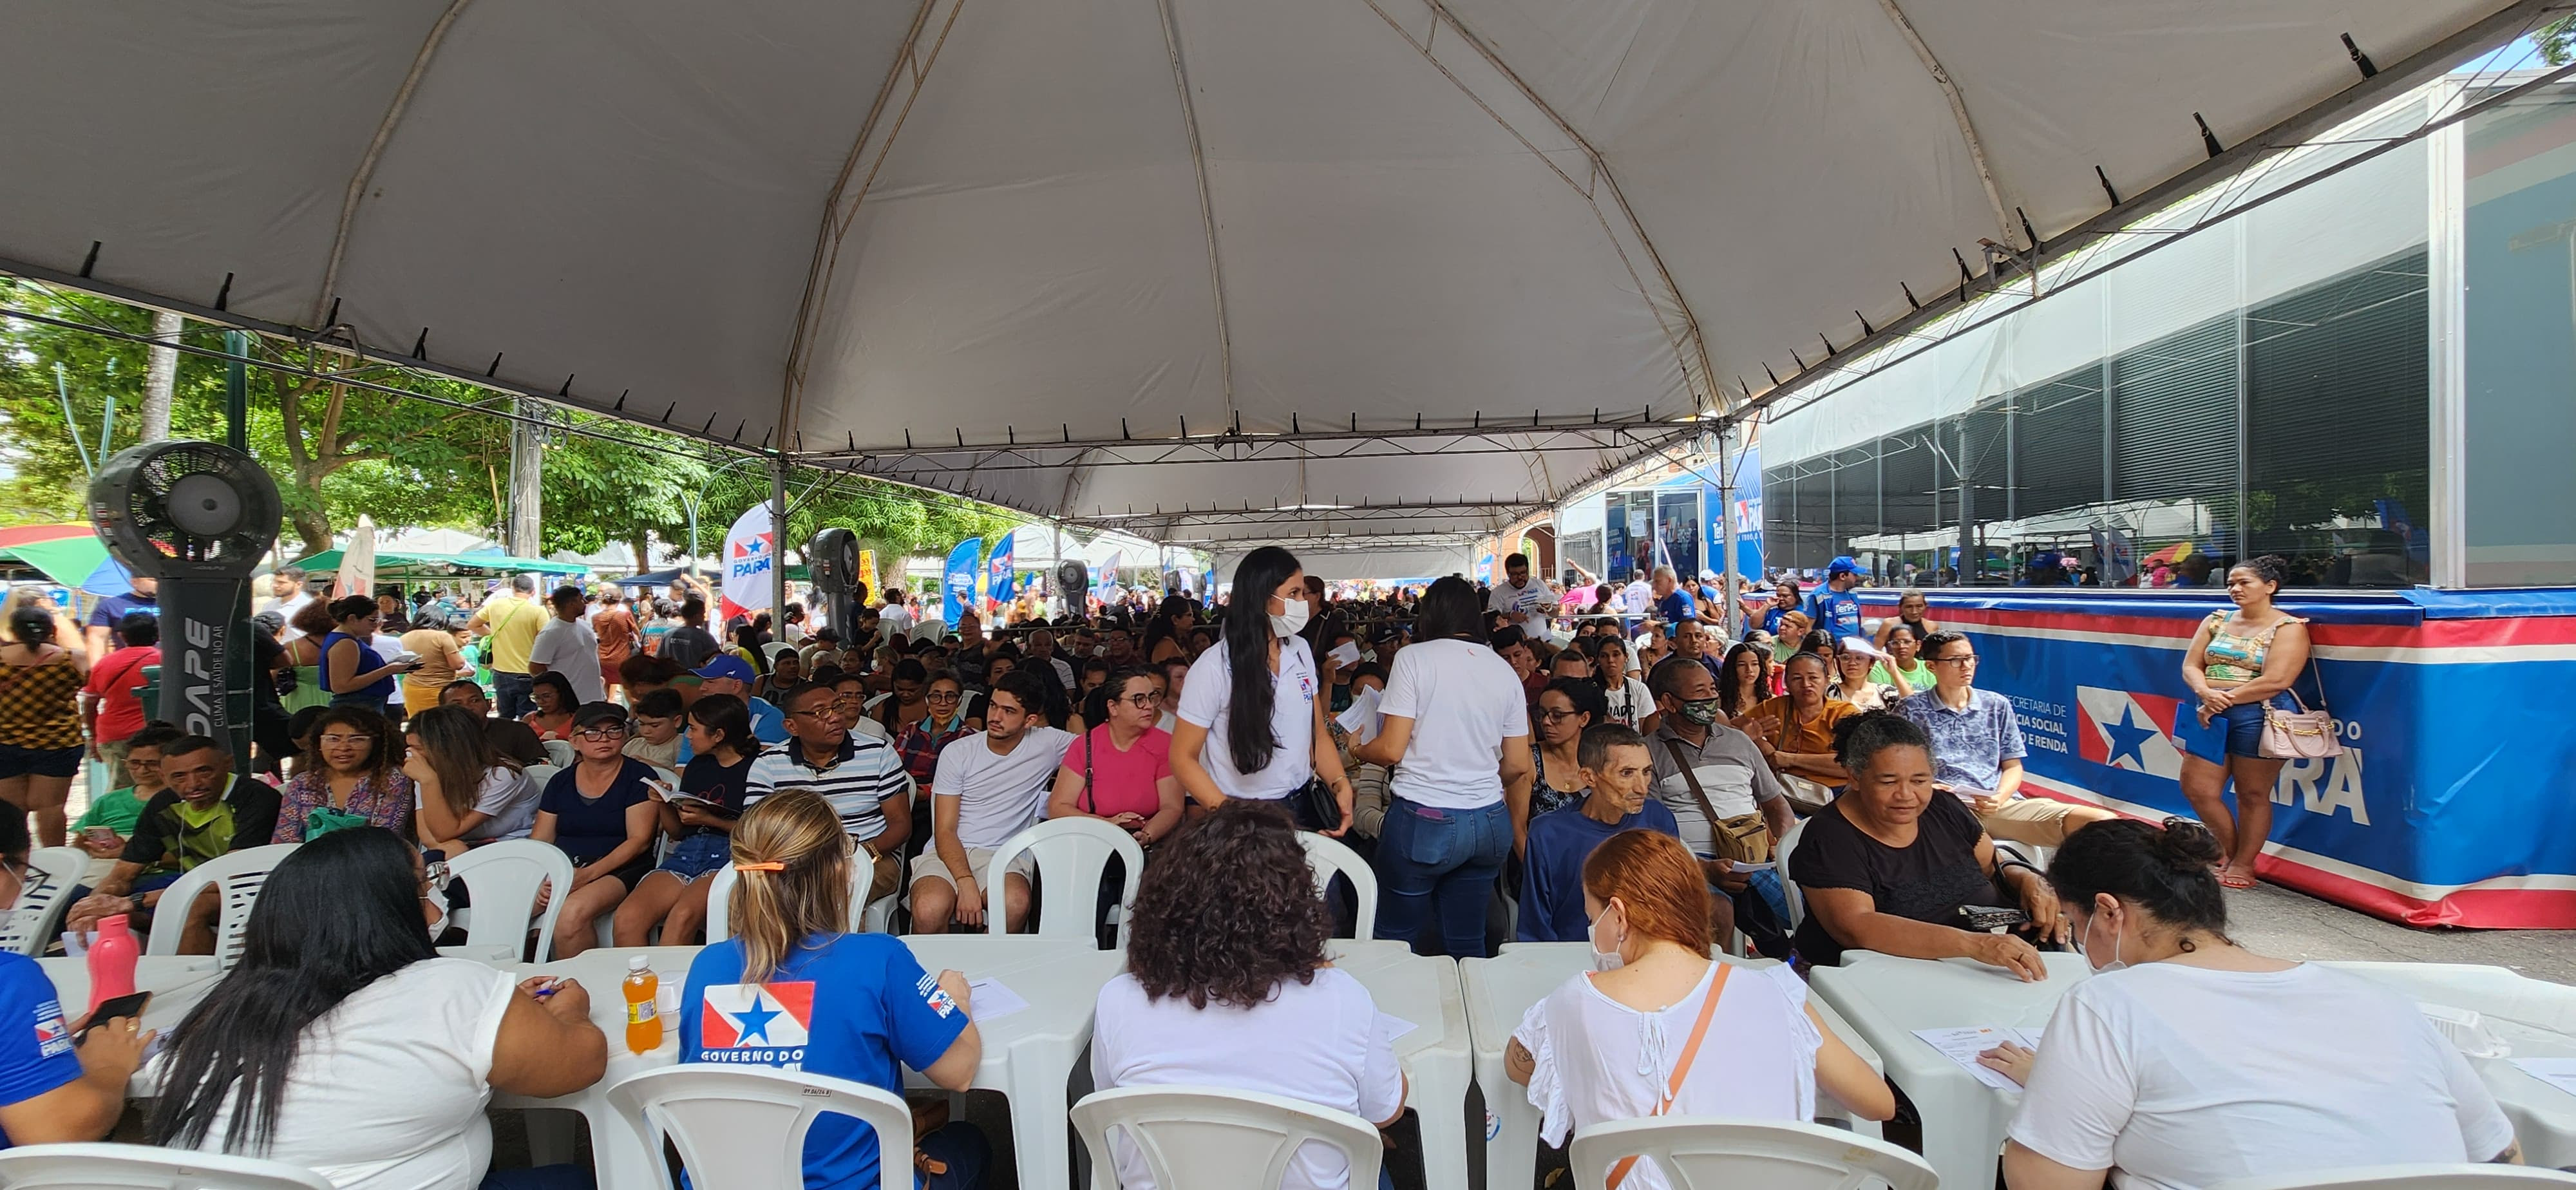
[1296,776,1343,833]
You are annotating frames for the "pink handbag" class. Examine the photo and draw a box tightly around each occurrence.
[2259,659,2345,760]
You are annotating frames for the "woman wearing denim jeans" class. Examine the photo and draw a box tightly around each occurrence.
[1352,577,1532,957]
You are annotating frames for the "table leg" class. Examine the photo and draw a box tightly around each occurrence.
[1411,1060,1472,1190]
[1003,1043,1075,1190]
[1911,1091,2008,1190]
[1482,1061,1541,1190]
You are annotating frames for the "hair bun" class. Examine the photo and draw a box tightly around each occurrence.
[2153,817,2225,869]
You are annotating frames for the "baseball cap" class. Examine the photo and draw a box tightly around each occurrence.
[571,701,631,730]
[1827,556,1860,575]
[694,655,756,685]
[1697,569,1718,581]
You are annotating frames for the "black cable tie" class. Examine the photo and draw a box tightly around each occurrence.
[1790,347,1807,370]
[759,429,772,450]
[905,429,914,448]
[487,352,504,377]
[214,272,235,311]
[1765,364,1781,386]
[557,375,574,397]
[2095,165,2121,207]
[2342,33,2377,79]
[848,431,857,451]
[323,297,341,328]
[1856,310,1875,335]
[2195,112,2224,158]
[411,329,429,359]
[78,241,100,278]
[955,427,965,448]
[1902,281,1922,311]
[661,402,676,423]
[732,420,746,441]
[1291,413,1300,433]
[1063,423,1072,442]
[2018,207,2040,250]
[702,412,719,434]
[1007,426,1016,444]
[1953,247,1973,283]
[612,391,628,411]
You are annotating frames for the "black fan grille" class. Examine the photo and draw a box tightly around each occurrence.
[127,444,277,565]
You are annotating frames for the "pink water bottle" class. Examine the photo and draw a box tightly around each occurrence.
[86,914,138,1014]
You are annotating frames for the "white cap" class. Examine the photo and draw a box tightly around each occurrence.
[628,954,650,970]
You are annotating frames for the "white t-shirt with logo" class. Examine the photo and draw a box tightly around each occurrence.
[2008,963,2514,1190]
[1379,639,1530,810]
[1486,578,1552,636]
[184,958,518,1190]
[1175,636,1318,800]
[933,726,1075,849]
[1615,581,1653,616]
[526,616,603,703]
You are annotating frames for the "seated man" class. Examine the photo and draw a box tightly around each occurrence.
[437,679,549,767]
[1898,631,2114,846]
[1517,724,1680,941]
[910,672,1072,934]
[743,682,911,902]
[64,734,282,953]
[68,724,181,884]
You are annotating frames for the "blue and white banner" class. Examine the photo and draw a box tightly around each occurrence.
[719,504,775,621]
[986,530,1016,609]
[940,538,981,626]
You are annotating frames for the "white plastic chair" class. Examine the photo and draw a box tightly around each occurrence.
[985,817,1144,946]
[146,843,301,968]
[0,1141,334,1188]
[1294,833,1378,940]
[1774,817,1810,934]
[524,763,564,794]
[541,738,576,768]
[442,838,575,962]
[1,847,88,957]
[607,1066,915,1190]
[706,856,898,942]
[1072,1085,1385,1190]
[2207,1167,2576,1189]
[1566,1117,1938,1190]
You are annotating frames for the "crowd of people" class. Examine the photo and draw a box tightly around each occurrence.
[0,545,2528,1189]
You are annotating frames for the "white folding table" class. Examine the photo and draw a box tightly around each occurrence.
[1805,950,2090,1190]
[497,937,1122,1190]
[1461,941,1887,1190]
[1329,940,1473,1190]
[39,955,223,1096]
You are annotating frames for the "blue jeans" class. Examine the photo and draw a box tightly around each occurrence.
[492,670,534,721]
[1373,797,1511,958]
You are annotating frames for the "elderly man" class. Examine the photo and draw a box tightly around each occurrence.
[65,735,281,952]
[1023,628,1077,692]
[1648,565,1697,628]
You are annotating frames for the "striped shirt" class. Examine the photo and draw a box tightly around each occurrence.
[743,734,908,847]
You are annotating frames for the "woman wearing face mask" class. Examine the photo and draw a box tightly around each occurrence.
[1170,546,1358,834]
[1982,818,2519,1190]
[1506,829,1891,1189]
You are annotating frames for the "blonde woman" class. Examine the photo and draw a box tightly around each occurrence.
[677,789,989,1189]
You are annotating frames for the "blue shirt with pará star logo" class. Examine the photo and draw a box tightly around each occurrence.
[0,953,81,1147]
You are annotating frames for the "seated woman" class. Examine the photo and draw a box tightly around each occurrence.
[1527,678,1605,822]
[406,705,542,855]
[1508,830,1891,1185]
[530,703,660,958]
[1735,652,1857,806]
[614,694,758,946]
[679,789,988,1189]
[0,807,150,1146]
[273,704,415,843]
[1046,665,1184,847]
[1826,640,1898,713]
[1987,818,2519,1189]
[520,671,580,742]
[149,827,607,1189]
[1788,712,2063,976]
[1091,801,1406,1190]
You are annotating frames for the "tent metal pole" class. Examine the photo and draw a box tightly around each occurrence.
[771,455,789,621]
[1718,429,1739,639]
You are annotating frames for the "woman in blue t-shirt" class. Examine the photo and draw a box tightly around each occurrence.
[0,808,147,1145]
[681,788,987,1189]
[531,701,659,958]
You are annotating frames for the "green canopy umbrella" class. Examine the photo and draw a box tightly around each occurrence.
[287,549,589,579]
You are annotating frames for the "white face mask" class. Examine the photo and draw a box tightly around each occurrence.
[1269,595,1311,638]
[2075,907,2127,973]
[1586,906,1626,972]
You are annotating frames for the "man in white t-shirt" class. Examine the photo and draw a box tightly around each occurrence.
[1484,553,1556,639]
[525,585,605,704]
[911,671,1072,934]
[878,593,915,641]
[257,568,315,638]
[1614,571,1653,621]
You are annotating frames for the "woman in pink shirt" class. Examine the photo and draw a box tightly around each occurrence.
[1047,665,1185,849]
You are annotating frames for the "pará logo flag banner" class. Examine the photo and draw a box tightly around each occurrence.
[942,538,981,626]
[1095,552,1122,598]
[1862,589,2576,929]
[719,505,775,621]
[987,530,1016,608]
[1476,553,1495,584]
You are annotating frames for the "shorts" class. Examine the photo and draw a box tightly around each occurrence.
[2174,694,2299,764]
[1975,797,2094,848]
[0,742,82,780]
[567,855,657,893]
[909,847,1035,893]
[654,832,733,882]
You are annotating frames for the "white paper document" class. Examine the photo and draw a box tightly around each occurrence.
[2510,1058,2576,1098]
[1336,685,1385,744]
[1374,1012,1420,1050]
[967,978,1030,1023]
[1328,639,1363,668]
[1914,1026,2043,1091]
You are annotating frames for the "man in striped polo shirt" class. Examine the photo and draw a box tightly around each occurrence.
[743,681,913,902]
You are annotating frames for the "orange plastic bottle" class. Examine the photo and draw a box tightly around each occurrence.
[622,956,661,1054]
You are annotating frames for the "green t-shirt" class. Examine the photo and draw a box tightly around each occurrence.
[1871,659,1935,690]
[70,787,147,836]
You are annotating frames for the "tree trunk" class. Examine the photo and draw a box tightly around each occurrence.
[507,398,543,558]
[630,534,653,578]
[140,310,182,441]
[289,504,334,558]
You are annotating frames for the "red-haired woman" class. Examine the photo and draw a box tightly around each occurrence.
[1506,830,1891,1188]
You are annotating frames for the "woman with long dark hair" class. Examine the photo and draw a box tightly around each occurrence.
[406,704,540,856]
[1168,546,1357,833]
[1716,641,1771,721]
[1090,802,1406,1190]
[319,596,417,710]
[272,704,413,843]
[1138,594,1198,666]
[519,671,578,742]
[151,827,606,1187]
[614,692,761,945]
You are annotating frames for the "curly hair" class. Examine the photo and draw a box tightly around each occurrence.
[1122,800,1329,1010]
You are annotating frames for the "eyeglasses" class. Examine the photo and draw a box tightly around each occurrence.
[1120,692,1164,708]
[1536,708,1585,723]
[786,708,838,721]
[1931,654,1978,666]
[926,690,963,703]
[317,733,370,746]
[575,726,630,741]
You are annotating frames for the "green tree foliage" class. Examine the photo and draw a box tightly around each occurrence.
[2543,17,2574,66]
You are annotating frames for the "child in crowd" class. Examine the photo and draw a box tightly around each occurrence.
[622,688,686,770]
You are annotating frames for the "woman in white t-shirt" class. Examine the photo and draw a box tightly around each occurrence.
[1509,830,1892,1190]
[1983,817,2519,1190]
[1350,576,1531,958]
[1170,546,1358,833]
[149,827,608,1189]
[1587,636,1656,733]
[1092,801,1406,1190]
[405,704,542,856]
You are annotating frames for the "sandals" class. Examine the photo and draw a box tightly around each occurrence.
[2217,867,2257,891]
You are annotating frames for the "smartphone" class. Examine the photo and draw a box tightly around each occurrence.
[79,990,151,1039]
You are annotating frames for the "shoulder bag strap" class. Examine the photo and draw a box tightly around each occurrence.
[1663,737,1727,830]
[1605,963,1734,1190]
[1082,731,1095,816]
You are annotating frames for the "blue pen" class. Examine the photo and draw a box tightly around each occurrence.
[531,978,565,999]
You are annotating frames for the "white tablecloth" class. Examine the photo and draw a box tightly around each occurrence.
[1461,941,1887,1190]
[1327,940,1472,1190]
[495,938,1123,1190]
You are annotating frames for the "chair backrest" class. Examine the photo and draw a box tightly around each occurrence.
[605,1065,913,1190]
[1775,817,1810,932]
[985,817,1145,945]
[1294,833,1378,940]
[705,856,883,943]
[146,844,302,968]
[443,838,576,961]
[1071,1084,1385,1190]
[1566,1117,1938,1190]
[542,738,576,768]
[0,1141,336,1189]
[2206,1167,2576,1190]
[1,847,88,957]
[524,762,563,795]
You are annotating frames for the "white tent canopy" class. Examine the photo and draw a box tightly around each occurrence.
[0,1,2533,549]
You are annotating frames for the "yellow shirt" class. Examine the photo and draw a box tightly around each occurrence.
[478,594,544,674]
